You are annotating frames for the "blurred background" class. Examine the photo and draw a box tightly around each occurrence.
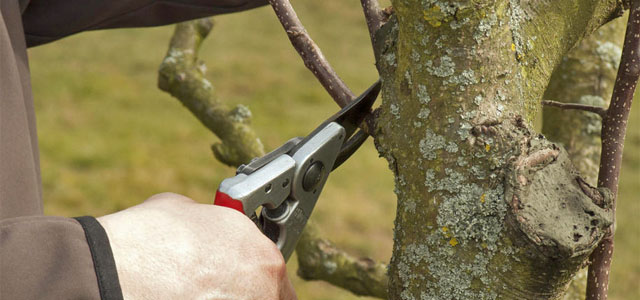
[28,1,638,299]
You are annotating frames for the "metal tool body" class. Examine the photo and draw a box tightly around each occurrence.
[214,81,380,261]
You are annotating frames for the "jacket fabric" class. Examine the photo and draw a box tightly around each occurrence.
[0,1,266,298]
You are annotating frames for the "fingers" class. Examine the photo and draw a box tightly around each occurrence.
[279,277,298,300]
[250,241,297,300]
[99,191,299,299]
[271,250,297,300]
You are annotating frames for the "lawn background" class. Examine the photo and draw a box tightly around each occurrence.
[28,2,638,299]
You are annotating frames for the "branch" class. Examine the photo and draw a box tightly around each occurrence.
[542,100,607,117]
[160,19,386,298]
[296,223,388,299]
[158,19,265,166]
[267,0,355,107]
[587,2,640,299]
[359,0,385,46]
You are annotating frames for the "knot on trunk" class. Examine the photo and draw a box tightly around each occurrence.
[505,135,613,260]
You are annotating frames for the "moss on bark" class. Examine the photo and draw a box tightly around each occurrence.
[372,1,622,298]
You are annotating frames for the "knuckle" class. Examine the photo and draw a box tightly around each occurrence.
[215,207,259,231]
[247,234,285,266]
[145,192,194,204]
[254,233,279,254]
[262,242,287,273]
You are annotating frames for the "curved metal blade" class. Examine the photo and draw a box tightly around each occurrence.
[332,80,381,140]
[289,80,381,155]
[332,129,368,170]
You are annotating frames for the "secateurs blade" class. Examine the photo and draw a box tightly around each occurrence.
[213,80,381,261]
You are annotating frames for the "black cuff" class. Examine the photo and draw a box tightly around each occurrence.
[74,216,124,300]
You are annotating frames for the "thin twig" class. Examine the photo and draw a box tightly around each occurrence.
[360,0,385,46]
[542,100,607,117]
[587,2,640,299]
[268,0,355,107]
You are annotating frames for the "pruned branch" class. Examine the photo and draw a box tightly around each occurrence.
[158,19,265,166]
[267,0,355,107]
[360,0,385,46]
[542,100,607,117]
[587,2,640,299]
[296,223,388,299]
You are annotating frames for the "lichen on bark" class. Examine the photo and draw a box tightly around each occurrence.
[371,0,622,299]
[158,19,265,167]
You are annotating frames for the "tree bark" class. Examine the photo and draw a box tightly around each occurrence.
[541,15,626,300]
[372,1,622,298]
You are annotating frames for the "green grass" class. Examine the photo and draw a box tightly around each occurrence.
[28,2,637,299]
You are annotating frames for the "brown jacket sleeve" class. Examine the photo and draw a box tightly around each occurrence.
[1,216,121,299]
[1,1,267,299]
[22,0,268,47]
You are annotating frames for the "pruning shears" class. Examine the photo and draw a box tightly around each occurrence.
[214,80,381,261]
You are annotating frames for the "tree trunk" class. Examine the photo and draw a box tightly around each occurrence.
[371,1,623,298]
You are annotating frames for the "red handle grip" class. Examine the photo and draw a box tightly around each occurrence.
[214,190,245,214]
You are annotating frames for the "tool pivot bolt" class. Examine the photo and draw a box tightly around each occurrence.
[303,161,325,192]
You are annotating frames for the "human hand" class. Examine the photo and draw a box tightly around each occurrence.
[97,193,296,300]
